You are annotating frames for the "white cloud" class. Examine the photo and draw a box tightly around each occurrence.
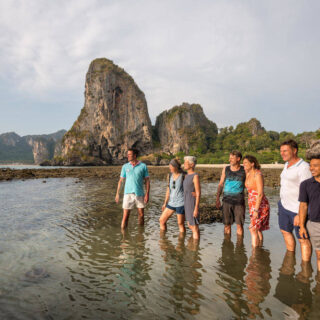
[0,0,319,135]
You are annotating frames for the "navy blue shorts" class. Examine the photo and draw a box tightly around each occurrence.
[278,201,308,239]
[166,204,185,214]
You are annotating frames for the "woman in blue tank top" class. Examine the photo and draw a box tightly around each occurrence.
[159,159,186,233]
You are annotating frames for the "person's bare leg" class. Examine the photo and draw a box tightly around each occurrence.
[137,208,144,226]
[224,232,231,242]
[176,214,186,233]
[121,209,131,229]
[187,235,199,251]
[187,222,199,240]
[121,228,128,241]
[192,225,200,240]
[159,208,175,231]
[316,250,320,272]
[258,231,263,245]
[250,228,259,247]
[190,224,200,240]
[299,238,312,262]
[236,233,243,246]
[224,225,231,234]
[281,230,296,252]
[236,224,243,236]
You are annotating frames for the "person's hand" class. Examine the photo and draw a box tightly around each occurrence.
[162,203,166,211]
[294,215,300,226]
[216,198,221,209]
[115,194,119,203]
[144,193,149,204]
[193,208,199,218]
[192,192,196,197]
[253,210,259,219]
[299,226,308,239]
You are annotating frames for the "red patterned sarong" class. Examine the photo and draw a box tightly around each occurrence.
[247,188,270,231]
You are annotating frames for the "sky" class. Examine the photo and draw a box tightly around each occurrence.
[0,0,319,136]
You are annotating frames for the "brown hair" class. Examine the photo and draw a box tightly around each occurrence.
[230,150,242,160]
[243,155,261,170]
[280,140,298,153]
[128,148,139,157]
[169,158,182,169]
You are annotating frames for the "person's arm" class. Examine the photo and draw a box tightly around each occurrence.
[216,167,226,208]
[162,186,170,211]
[295,172,310,226]
[115,177,125,203]
[143,165,150,204]
[297,180,309,231]
[253,173,264,218]
[299,202,309,239]
[144,177,150,204]
[193,174,201,218]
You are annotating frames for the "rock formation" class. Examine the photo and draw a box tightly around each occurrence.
[154,103,218,154]
[247,118,265,136]
[57,58,153,165]
[25,138,51,165]
[0,130,65,164]
[306,140,320,159]
[25,130,66,165]
[0,132,21,146]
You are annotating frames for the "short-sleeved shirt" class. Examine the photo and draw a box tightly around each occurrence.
[223,166,246,205]
[298,177,320,222]
[120,162,149,197]
[280,159,312,213]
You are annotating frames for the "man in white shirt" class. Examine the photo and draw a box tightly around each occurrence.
[278,140,312,261]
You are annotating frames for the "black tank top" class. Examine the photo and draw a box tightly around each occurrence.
[223,166,246,205]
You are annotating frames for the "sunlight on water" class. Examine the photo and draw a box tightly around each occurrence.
[0,177,319,319]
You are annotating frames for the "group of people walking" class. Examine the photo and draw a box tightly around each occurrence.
[115,139,320,271]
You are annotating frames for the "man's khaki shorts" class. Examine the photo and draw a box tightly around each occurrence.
[307,220,320,250]
[123,194,145,210]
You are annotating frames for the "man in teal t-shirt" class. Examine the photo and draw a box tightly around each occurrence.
[115,149,150,229]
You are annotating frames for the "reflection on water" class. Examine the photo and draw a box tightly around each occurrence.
[274,251,313,319]
[216,234,248,317]
[158,233,203,317]
[244,247,272,318]
[1,178,320,319]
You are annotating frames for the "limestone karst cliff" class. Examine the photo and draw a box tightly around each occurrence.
[0,130,66,164]
[24,130,66,165]
[154,103,218,154]
[56,58,153,165]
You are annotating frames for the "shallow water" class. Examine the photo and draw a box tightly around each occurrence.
[0,178,319,319]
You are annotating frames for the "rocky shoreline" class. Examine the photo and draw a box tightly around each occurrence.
[0,166,281,186]
[1,166,282,224]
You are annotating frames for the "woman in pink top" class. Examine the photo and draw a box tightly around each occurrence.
[243,155,270,247]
